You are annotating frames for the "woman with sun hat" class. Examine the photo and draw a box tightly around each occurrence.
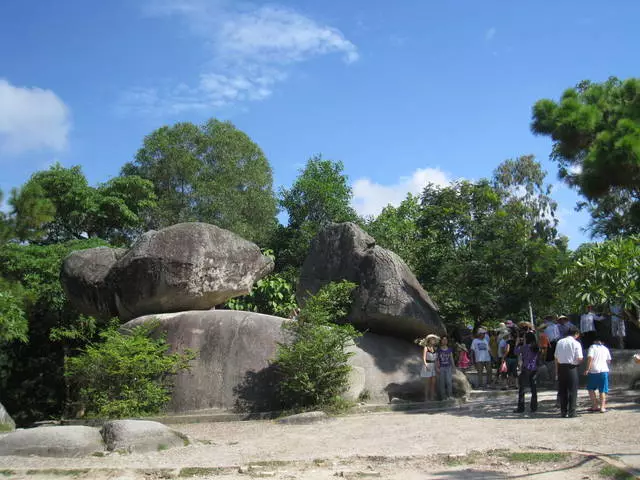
[420,334,440,401]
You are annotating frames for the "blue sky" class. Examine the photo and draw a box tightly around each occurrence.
[1,0,638,248]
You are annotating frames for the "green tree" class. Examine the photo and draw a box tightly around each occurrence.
[275,156,358,271]
[559,236,640,327]
[65,323,194,418]
[9,164,156,245]
[0,290,28,344]
[0,238,109,424]
[275,281,359,410]
[0,190,14,243]
[492,155,568,321]
[124,119,278,244]
[531,77,640,236]
[416,168,567,328]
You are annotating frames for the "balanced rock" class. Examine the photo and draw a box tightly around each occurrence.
[62,223,273,320]
[122,310,468,413]
[101,420,188,453]
[0,426,104,457]
[60,246,126,318]
[297,222,445,341]
[0,402,15,432]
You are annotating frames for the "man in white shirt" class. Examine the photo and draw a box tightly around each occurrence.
[580,306,604,350]
[471,329,492,388]
[584,336,612,413]
[554,322,583,418]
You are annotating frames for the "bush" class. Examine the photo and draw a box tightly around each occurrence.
[226,273,297,318]
[65,323,194,418]
[274,280,359,410]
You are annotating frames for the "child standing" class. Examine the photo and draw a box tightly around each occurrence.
[437,335,454,400]
[585,336,612,413]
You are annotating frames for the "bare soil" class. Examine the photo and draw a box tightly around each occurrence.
[0,389,638,479]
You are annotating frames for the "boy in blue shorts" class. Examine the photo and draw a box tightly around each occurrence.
[584,336,612,413]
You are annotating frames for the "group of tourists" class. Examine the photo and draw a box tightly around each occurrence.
[420,310,617,418]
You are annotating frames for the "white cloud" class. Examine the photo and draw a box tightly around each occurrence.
[218,6,358,64]
[568,164,583,175]
[485,27,497,41]
[123,0,359,115]
[352,167,452,217]
[0,79,70,155]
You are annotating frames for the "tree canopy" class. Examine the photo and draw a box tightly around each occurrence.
[9,164,156,245]
[123,119,278,244]
[273,156,358,271]
[532,77,640,236]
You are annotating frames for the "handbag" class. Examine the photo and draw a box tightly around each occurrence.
[499,360,507,373]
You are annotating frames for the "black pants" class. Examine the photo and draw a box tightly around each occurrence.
[557,364,578,416]
[517,369,538,412]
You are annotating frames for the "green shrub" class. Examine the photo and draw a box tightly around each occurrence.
[65,323,194,418]
[226,273,297,318]
[275,280,359,410]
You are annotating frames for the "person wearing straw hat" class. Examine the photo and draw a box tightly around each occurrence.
[420,334,439,401]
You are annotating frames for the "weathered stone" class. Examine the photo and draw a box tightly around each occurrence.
[0,402,15,432]
[122,311,468,413]
[607,349,640,389]
[62,223,273,321]
[343,366,366,402]
[297,222,445,341]
[120,310,286,413]
[276,411,329,425]
[60,247,126,318]
[0,426,104,457]
[101,420,188,453]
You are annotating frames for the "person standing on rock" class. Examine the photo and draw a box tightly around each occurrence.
[471,329,492,388]
[585,335,612,413]
[421,335,439,401]
[580,305,604,351]
[554,323,583,418]
[514,332,540,413]
[436,335,454,400]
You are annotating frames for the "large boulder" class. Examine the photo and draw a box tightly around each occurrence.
[607,349,640,389]
[0,426,104,457]
[122,310,468,413]
[60,247,127,318]
[62,223,274,321]
[0,402,15,432]
[297,222,445,341]
[101,420,188,453]
[120,310,287,413]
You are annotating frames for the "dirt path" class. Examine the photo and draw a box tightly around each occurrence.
[0,389,638,479]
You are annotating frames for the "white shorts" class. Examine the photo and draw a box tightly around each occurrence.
[421,363,436,378]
